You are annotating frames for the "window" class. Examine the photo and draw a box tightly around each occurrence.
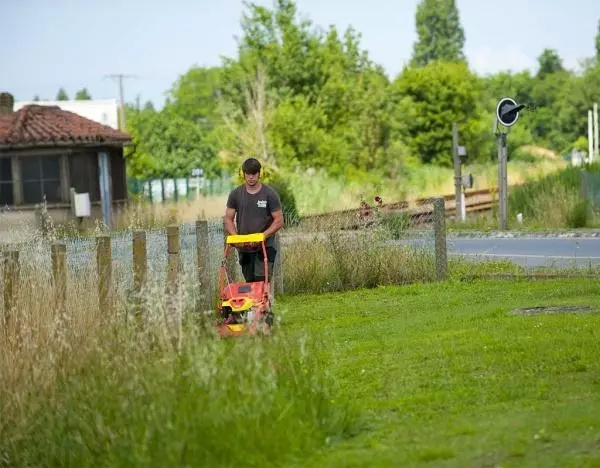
[21,155,61,204]
[0,157,13,205]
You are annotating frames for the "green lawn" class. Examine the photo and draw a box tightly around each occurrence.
[278,279,600,467]
[3,279,599,467]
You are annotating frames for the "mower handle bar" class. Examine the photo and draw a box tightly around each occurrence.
[225,233,265,245]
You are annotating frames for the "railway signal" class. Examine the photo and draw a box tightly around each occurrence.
[494,97,529,230]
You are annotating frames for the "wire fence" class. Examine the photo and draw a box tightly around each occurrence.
[1,195,599,328]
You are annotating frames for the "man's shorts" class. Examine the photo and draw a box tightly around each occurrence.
[238,247,277,282]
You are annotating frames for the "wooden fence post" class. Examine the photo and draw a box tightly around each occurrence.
[167,224,180,293]
[225,231,238,282]
[3,249,19,334]
[51,242,67,316]
[274,233,284,296]
[96,234,112,314]
[433,197,448,281]
[196,220,211,312]
[132,230,147,323]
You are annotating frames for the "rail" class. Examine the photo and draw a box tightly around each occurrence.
[301,188,496,227]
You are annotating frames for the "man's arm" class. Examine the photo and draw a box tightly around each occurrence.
[224,189,238,236]
[224,207,237,236]
[263,187,284,238]
[263,209,284,238]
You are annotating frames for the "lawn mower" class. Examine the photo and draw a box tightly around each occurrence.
[215,233,274,338]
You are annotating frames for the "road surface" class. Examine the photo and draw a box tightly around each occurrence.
[393,236,600,267]
[446,237,600,267]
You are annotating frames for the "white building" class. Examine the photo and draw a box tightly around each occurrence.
[14,99,119,130]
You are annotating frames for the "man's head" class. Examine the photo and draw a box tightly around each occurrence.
[242,157,261,187]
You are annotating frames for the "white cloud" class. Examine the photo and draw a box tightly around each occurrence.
[469,45,535,75]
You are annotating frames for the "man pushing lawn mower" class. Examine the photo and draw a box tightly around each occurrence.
[217,158,284,337]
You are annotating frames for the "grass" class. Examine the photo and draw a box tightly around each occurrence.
[2,195,599,466]
[277,278,600,467]
[5,277,598,467]
[0,257,355,467]
[285,157,566,217]
[446,164,600,232]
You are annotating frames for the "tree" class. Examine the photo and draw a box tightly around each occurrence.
[216,0,393,175]
[596,19,600,63]
[166,66,222,128]
[411,0,466,67]
[56,88,69,100]
[536,48,565,78]
[125,105,220,180]
[32,95,40,101]
[75,88,92,100]
[391,60,482,166]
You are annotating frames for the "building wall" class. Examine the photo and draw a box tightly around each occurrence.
[0,146,129,241]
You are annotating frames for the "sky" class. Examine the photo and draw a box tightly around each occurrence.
[2,0,599,109]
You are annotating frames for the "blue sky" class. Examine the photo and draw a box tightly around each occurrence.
[2,0,599,108]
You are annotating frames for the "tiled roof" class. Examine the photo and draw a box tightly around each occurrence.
[0,104,131,147]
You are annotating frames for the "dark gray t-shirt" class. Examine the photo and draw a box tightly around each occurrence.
[226,184,282,249]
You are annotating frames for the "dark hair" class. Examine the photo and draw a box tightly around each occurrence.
[242,157,261,175]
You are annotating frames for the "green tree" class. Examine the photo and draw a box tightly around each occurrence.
[596,19,600,62]
[552,63,600,151]
[536,48,565,78]
[410,0,466,67]
[56,88,69,100]
[390,61,482,166]
[217,0,392,176]
[125,105,220,180]
[75,88,92,100]
[166,66,222,128]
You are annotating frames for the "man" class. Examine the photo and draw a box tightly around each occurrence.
[224,157,284,284]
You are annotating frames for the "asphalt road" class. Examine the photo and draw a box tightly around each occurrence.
[446,237,600,267]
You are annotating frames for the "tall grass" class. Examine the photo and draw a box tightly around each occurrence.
[508,165,598,229]
[0,237,355,467]
[285,158,566,216]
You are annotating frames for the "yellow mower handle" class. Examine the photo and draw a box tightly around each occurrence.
[226,233,265,245]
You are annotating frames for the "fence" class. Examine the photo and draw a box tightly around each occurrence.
[2,194,597,333]
[0,199,451,328]
[128,175,235,203]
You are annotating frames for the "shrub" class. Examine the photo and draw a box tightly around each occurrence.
[265,171,300,227]
[566,198,591,228]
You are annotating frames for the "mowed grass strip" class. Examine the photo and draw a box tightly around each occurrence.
[278,279,600,467]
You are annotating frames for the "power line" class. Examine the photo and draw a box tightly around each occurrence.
[104,73,138,130]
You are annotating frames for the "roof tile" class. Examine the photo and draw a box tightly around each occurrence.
[0,104,131,147]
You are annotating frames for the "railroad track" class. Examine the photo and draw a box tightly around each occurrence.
[300,188,496,229]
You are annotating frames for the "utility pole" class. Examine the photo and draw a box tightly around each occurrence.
[497,132,508,230]
[452,122,463,222]
[588,109,594,163]
[105,73,136,130]
[594,103,599,161]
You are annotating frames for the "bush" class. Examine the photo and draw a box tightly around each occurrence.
[566,198,591,228]
[265,171,300,227]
